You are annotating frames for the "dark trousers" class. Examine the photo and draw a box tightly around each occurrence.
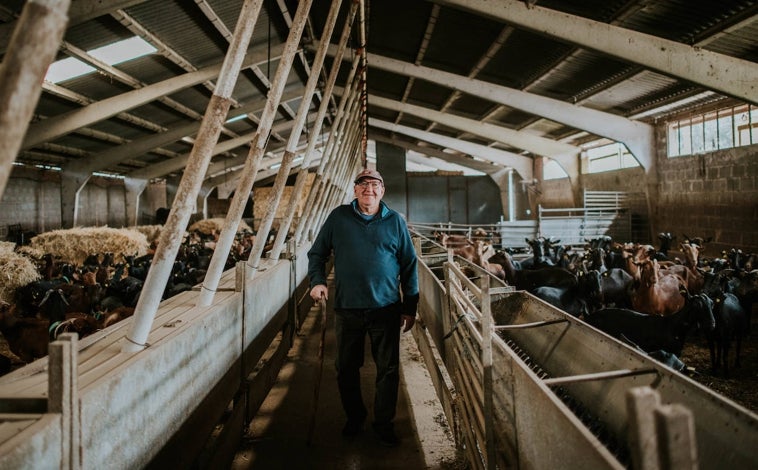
[334,302,401,429]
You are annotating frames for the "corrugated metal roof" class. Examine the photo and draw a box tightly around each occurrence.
[0,0,754,179]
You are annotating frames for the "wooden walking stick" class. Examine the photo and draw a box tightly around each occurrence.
[307,296,328,445]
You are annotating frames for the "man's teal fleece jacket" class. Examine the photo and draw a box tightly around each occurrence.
[307,200,419,316]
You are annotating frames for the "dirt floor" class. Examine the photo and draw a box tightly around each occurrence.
[678,325,758,414]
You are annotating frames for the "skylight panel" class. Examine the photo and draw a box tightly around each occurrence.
[45,58,96,83]
[90,37,156,65]
[45,36,156,84]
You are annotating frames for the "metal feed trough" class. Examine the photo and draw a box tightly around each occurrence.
[413,240,758,469]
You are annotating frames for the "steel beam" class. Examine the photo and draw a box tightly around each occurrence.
[22,43,287,150]
[436,0,758,104]
[370,118,534,183]
[323,44,655,174]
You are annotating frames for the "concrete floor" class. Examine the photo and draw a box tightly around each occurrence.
[231,278,461,469]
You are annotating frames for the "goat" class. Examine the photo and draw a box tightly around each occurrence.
[495,250,576,291]
[585,293,715,356]
[707,292,748,377]
[0,302,49,363]
[532,270,602,318]
[631,259,687,316]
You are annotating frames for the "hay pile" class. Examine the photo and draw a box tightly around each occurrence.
[189,218,252,235]
[133,225,164,245]
[28,227,150,265]
[0,242,41,304]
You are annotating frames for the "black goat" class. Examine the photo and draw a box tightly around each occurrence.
[532,270,602,317]
[707,292,748,376]
[584,293,715,356]
[599,268,634,309]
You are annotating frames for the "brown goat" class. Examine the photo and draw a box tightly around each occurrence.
[632,259,687,316]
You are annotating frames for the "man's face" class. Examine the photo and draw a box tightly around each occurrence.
[354,178,385,206]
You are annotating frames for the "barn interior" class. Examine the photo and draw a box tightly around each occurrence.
[0,0,756,468]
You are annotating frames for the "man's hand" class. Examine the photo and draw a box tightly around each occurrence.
[310,284,328,302]
[400,314,415,333]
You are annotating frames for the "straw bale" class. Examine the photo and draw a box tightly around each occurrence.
[133,225,164,245]
[189,218,252,235]
[0,242,16,256]
[0,248,41,304]
[15,245,44,260]
[253,173,315,221]
[28,227,149,265]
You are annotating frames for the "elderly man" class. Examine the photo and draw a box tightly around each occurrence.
[307,168,419,447]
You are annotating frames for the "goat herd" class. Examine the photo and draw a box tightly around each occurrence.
[0,228,267,374]
[433,230,758,387]
[1,225,756,410]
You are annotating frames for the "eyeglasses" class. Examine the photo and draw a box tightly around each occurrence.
[356,180,382,189]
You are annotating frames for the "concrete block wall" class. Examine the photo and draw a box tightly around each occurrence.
[0,167,130,238]
[655,142,758,254]
[78,177,127,227]
[0,167,62,236]
[540,168,651,243]
[539,136,757,252]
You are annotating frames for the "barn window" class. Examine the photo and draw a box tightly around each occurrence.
[667,104,757,157]
[543,140,639,179]
[586,142,638,173]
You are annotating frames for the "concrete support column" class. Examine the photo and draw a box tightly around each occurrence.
[490,168,510,221]
[59,169,89,228]
[123,177,147,227]
[375,141,407,217]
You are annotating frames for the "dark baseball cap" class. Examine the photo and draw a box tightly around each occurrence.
[354,168,384,184]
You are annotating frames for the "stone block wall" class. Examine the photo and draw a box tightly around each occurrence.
[0,167,62,237]
[656,144,757,254]
[539,138,757,252]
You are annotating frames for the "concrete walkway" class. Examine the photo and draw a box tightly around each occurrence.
[231,277,460,469]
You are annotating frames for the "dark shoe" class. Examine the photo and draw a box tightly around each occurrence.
[342,418,364,437]
[373,425,400,447]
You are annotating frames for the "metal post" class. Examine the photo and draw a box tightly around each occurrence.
[268,0,358,260]
[295,77,360,241]
[627,386,661,470]
[196,0,313,306]
[480,275,495,469]
[0,0,70,200]
[299,85,362,238]
[294,54,363,243]
[655,405,698,470]
[49,333,78,470]
[246,0,345,270]
[124,0,265,350]
[308,110,359,232]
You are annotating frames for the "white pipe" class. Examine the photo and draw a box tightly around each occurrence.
[0,0,70,200]
[246,0,345,270]
[124,0,265,351]
[268,0,358,260]
[196,0,313,306]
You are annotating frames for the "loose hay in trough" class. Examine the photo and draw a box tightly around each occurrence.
[0,241,41,304]
[189,218,252,235]
[28,227,149,265]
